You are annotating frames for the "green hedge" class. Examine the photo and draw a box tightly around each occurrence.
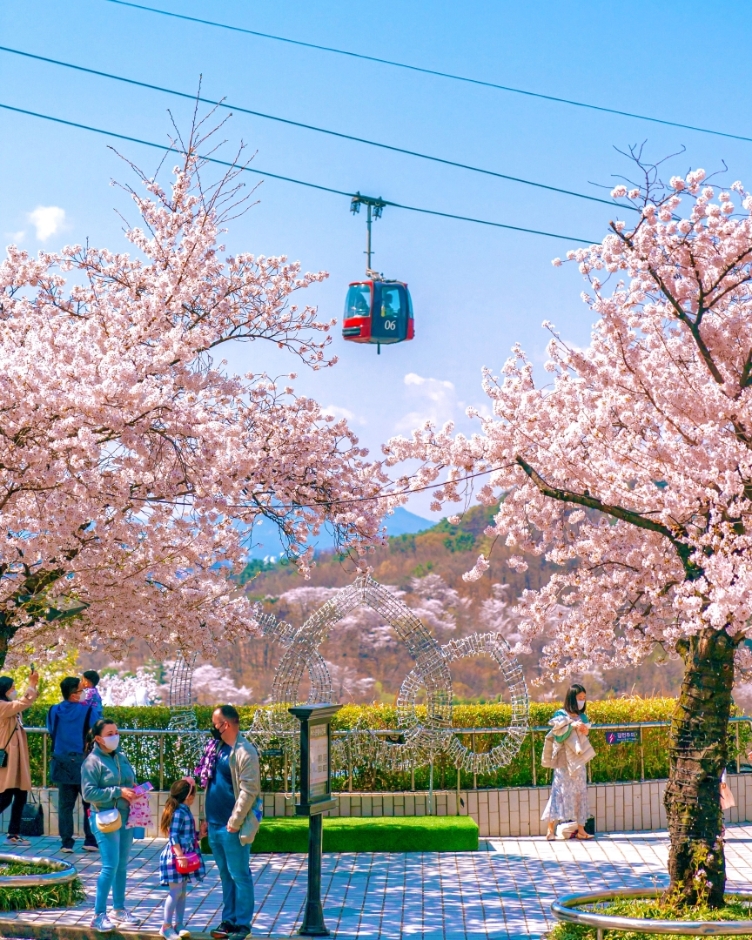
[209,817,478,853]
[21,699,752,792]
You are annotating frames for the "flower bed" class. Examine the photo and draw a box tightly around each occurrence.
[550,891,752,940]
[0,861,84,911]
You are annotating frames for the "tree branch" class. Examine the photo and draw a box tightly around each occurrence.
[515,455,702,580]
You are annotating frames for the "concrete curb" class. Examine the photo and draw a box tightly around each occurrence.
[0,923,296,940]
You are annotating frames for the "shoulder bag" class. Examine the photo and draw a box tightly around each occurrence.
[172,845,201,874]
[0,721,19,769]
[94,752,124,833]
[20,792,44,837]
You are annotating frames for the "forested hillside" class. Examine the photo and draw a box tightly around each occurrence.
[218,506,683,705]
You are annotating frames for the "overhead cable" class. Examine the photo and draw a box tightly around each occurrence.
[0,45,631,212]
[103,0,752,145]
[0,102,596,244]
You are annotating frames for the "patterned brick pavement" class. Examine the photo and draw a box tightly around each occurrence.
[1,825,751,939]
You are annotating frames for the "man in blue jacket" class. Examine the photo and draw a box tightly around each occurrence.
[47,677,99,852]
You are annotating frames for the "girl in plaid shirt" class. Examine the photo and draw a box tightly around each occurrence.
[159,778,206,940]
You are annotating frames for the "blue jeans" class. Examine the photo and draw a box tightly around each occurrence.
[92,813,135,915]
[208,824,254,929]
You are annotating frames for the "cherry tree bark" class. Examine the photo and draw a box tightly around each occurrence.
[386,157,752,903]
[666,629,735,905]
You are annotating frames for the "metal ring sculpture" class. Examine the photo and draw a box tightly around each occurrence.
[413,632,529,774]
[252,574,529,774]
[0,853,77,887]
[167,652,206,776]
[552,888,752,938]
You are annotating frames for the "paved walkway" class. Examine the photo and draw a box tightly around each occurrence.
[3,826,752,939]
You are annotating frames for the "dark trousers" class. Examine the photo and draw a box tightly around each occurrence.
[0,788,27,836]
[58,783,94,847]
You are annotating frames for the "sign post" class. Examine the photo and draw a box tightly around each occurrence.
[288,703,342,937]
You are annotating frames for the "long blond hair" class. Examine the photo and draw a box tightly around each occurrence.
[160,778,194,836]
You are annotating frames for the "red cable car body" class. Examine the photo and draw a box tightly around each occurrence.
[342,278,415,347]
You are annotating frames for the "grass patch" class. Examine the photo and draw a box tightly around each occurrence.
[549,895,752,940]
[0,862,85,911]
[202,816,479,854]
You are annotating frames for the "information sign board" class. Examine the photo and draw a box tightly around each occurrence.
[605,730,639,745]
[309,724,329,798]
[288,703,342,936]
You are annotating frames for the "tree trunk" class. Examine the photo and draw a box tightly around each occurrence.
[664,627,735,906]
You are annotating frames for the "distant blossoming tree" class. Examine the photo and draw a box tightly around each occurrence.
[100,666,162,707]
[387,159,752,904]
[184,663,253,705]
[0,117,386,666]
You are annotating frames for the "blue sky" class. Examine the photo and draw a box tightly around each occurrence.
[2,0,751,519]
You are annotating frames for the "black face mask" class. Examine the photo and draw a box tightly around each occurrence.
[210,725,224,741]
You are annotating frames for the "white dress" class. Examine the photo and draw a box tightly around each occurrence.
[541,709,591,825]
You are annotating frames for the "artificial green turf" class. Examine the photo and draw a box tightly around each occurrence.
[202,816,479,854]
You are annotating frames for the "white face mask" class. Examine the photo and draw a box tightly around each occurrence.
[576,698,586,711]
[7,690,16,701]
[101,734,120,752]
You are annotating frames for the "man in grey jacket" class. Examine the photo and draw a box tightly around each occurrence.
[206,705,261,940]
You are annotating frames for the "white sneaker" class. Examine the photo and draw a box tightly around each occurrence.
[177,928,192,939]
[5,834,30,846]
[111,909,140,927]
[91,913,114,931]
[160,928,180,940]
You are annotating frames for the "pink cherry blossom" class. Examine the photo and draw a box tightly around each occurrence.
[386,164,752,900]
[0,121,389,665]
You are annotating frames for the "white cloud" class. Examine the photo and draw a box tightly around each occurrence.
[5,231,25,244]
[395,372,458,433]
[394,373,491,436]
[323,404,366,426]
[28,206,66,241]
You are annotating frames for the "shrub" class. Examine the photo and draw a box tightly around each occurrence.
[22,699,752,792]
[0,863,85,911]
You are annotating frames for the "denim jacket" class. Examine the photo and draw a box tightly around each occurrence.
[81,744,136,814]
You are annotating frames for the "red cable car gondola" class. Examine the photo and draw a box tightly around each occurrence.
[342,278,415,348]
[342,194,415,353]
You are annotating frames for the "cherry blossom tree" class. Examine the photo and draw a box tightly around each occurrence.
[386,158,752,904]
[100,666,162,707]
[0,116,387,668]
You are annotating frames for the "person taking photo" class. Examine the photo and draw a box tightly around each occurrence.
[47,676,98,853]
[0,669,39,846]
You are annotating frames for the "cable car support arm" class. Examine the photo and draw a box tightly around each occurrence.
[350,193,386,276]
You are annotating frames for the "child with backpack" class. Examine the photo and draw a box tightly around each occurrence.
[159,778,206,940]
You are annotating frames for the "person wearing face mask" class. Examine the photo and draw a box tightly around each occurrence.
[541,683,595,841]
[0,671,39,846]
[47,677,98,853]
[203,705,261,940]
[81,719,139,932]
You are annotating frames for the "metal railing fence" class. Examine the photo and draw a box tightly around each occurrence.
[21,716,752,794]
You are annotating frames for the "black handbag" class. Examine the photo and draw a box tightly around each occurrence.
[0,722,18,769]
[20,793,44,837]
